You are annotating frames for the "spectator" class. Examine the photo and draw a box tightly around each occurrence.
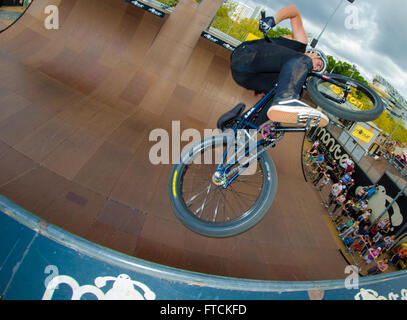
[372,230,383,244]
[356,224,370,238]
[360,235,373,255]
[339,220,360,240]
[351,234,371,254]
[326,180,344,208]
[380,220,391,236]
[344,179,356,198]
[376,235,396,254]
[346,157,354,168]
[329,159,339,174]
[377,218,390,229]
[311,153,325,168]
[341,157,354,170]
[357,209,372,228]
[389,252,402,267]
[367,259,389,276]
[332,159,339,170]
[340,171,353,185]
[345,160,354,173]
[306,148,318,164]
[334,199,355,224]
[315,171,330,191]
[362,247,382,266]
[360,199,369,212]
[313,166,327,186]
[328,192,347,218]
[309,139,320,152]
[343,235,356,247]
[349,200,363,220]
[366,184,379,199]
[337,218,355,233]
[356,187,367,201]
[369,221,380,238]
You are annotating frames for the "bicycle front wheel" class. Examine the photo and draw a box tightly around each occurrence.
[168,133,278,238]
[306,73,384,122]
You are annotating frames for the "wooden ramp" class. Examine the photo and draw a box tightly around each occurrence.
[0,0,347,281]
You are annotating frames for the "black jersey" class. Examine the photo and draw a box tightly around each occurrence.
[231,37,307,73]
[230,36,311,95]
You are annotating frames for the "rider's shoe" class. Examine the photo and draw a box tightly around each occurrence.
[267,99,329,128]
[217,103,246,131]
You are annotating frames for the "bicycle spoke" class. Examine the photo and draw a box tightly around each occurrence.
[212,191,221,222]
[185,184,211,207]
[227,185,258,203]
[178,139,267,225]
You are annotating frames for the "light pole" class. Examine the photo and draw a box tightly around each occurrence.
[350,64,357,78]
[330,61,343,73]
[310,0,356,48]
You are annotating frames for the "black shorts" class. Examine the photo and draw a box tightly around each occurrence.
[230,38,306,94]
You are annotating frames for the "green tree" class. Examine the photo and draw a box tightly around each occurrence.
[215,2,236,19]
[372,112,407,143]
[327,55,368,85]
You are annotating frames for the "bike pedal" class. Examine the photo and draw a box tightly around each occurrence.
[297,113,321,127]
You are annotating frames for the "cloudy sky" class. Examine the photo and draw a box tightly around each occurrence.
[241,0,407,101]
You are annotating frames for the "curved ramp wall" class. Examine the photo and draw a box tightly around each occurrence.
[1,195,407,300]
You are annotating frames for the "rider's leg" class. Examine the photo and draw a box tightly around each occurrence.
[267,55,329,127]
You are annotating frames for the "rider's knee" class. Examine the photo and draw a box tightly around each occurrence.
[287,54,313,72]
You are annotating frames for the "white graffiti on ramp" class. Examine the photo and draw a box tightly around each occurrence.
[42,274,156,300]
[95,274,156,300]
[355,288,407,300]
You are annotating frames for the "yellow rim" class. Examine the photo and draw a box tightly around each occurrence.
[172,170,178,198]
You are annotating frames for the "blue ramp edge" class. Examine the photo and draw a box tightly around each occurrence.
[1,194,407,300]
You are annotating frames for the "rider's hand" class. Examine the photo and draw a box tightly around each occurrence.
[259,16,277,33]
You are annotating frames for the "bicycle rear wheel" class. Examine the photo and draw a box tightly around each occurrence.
[306,73,384,122]
[168,133,277,238]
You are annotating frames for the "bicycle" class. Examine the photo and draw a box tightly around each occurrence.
[168,12,384,238]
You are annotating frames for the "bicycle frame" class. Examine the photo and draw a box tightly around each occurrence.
[214,72,351,185]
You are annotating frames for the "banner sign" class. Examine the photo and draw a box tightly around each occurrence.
[201,31,236,51]
[352,124,376,144]
[128,0,166,18]
[309,127,372,186]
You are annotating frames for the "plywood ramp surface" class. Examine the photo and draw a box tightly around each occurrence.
[0,0,347,281]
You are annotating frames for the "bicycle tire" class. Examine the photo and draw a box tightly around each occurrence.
[168,133,278,238]
[306,73,384,122]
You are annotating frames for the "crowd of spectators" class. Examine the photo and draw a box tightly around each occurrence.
[305,140,403,275]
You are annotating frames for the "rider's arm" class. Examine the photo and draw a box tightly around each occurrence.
[274,4,308,45]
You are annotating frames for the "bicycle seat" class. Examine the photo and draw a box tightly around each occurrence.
[217,103,246,131]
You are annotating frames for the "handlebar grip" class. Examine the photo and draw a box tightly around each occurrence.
[260,10,271,43]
